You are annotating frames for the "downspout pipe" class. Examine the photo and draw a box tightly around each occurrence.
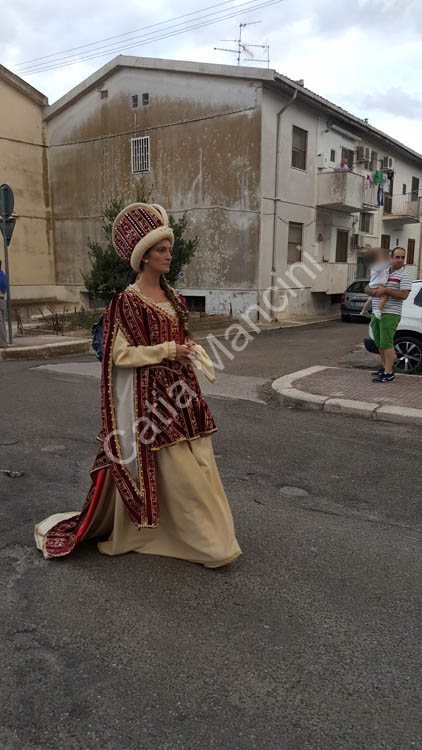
[270,88,298,313]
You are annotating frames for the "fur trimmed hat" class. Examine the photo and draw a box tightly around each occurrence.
[112,203,174,271]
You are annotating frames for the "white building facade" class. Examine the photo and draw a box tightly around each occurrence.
[43,57,422,321]
[259,75,422,320]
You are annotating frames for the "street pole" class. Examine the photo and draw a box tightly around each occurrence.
[1,213,12,345]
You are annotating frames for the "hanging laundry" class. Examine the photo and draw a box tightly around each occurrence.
[374,170,383,185]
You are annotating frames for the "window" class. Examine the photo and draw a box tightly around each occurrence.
[287,222,303,264]
[381,234,390,250]
[131,136,150,173]
[335,229,349,262]
[347,280,368,293]
[402,184,407,195]
[100,90,108,99]
[369,150,377,171]
[142,92,150,106]
[131,95,138,109]
[341,147,354,170]
[185,296,206,312]
[330,149,336,162]
[359,212,371,233]
[414,288,422,308]
[411,177,419,201]
[291,126,307,170]
[407,238,415,265]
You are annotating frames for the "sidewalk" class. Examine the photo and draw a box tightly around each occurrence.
[0,334,90,360]
[272,365,422,426]
[0,313,340,360]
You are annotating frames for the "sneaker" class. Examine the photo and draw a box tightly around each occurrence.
[371,367,385,376]
[372,372,395,383]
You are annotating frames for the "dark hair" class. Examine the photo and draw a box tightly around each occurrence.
[159,275,190,338]
[127,268,138,285]
[138,245,191,338]
[391,246,406,258]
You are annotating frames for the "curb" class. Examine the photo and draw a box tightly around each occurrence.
[272,366,422,426]
[0,339,91,360]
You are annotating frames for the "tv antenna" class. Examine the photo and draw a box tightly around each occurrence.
[214,21,270,68]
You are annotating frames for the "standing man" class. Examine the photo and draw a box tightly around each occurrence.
[0,259,8,348]
[365,247,411,382]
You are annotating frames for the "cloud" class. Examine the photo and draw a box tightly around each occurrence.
[357,88,422,120]
[1,0,422,154]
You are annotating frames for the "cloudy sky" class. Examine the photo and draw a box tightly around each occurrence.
[3,0,422,153]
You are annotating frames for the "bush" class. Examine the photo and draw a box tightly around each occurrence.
[83,186,198,298]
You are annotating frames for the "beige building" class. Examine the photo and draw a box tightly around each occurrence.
[0,66,55,314]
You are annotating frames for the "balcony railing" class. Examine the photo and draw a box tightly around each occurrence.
[363,185,378,208]
[383,194,420,222]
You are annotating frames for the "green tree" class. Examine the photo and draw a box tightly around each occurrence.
[82,198,128,302]
[83,181,198,299]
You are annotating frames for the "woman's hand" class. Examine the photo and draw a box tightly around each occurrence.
[174,343,196,363]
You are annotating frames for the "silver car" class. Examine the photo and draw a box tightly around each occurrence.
[341,279,370,321]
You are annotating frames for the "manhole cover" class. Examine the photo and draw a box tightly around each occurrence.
[279,486,309,497]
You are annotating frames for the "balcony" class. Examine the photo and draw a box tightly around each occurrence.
[362,185,378,210]
[317,171,365,213]
[383,194,420,223]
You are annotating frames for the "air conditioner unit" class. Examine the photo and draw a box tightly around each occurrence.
[356,146,371,163]
[316,153,329,169]
[382,155,395,170]
[356,146,365,162]
[351,234,365,249]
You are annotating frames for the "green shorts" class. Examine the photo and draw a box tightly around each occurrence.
[371,313,401,350]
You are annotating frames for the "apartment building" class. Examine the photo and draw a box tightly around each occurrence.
[2,56,421,319]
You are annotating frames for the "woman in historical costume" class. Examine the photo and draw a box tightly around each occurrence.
[35,203,242,568]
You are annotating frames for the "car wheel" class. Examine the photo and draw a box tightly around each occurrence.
[341,313,350,322]
[394,335,422,374]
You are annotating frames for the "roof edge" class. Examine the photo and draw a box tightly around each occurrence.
[271,73,422,164]
[43,54,422,165]
[0,64,48,106]
[43,54,274,120]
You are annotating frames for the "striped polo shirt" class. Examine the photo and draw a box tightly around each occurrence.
[372,265,412,316]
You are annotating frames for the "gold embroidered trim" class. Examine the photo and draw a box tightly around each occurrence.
[150,429,217,452]
[128,285,178,321]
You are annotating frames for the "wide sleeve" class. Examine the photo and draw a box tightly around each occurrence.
[113,327,177,367]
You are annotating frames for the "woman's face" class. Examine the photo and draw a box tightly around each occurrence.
[143,239,172,274]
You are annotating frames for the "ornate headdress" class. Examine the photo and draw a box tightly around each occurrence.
[112,203,174,270]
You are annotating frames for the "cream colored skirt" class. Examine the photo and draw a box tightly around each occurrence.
[35,437,242,568]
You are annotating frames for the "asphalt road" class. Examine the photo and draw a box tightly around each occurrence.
[201,318,370,378]
[1,323,421,750]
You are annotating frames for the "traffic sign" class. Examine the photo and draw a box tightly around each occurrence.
[0,184,14,218]
[0,217,16,244]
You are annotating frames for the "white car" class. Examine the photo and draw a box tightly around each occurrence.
[364,280,422,373]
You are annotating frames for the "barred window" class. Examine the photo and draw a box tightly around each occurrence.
[131,136,150,173]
